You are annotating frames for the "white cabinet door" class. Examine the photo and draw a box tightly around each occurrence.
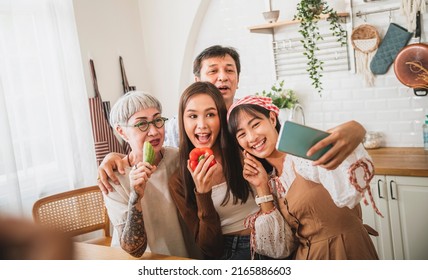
[388,176,428,260]
[361,175,393,260]
[362,175,428,260]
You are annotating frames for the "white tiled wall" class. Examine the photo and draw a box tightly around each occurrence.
[192,0,428,147]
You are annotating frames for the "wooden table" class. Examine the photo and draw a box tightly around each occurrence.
[73,242,190,260]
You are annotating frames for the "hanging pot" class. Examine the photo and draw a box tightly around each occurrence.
[393,11,428,96]
[394,43,428,96]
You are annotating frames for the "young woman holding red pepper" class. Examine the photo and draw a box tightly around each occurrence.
[168,81,274,260]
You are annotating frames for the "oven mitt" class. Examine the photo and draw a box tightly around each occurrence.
[370,23,413,75]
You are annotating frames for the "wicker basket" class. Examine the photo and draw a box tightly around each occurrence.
[351,24,380,53]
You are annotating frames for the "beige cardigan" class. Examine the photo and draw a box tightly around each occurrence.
[103,146,201,259]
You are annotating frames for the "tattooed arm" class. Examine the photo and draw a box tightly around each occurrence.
[118,161,156,257]
[118,191,147,257]
[102,162,155,257]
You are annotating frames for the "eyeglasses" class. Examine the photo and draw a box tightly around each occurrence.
[124,117,168,132]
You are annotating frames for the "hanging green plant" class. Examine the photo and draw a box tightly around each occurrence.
[293,0,347,95]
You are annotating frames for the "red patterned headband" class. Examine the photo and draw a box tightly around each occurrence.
[227,95,279,121]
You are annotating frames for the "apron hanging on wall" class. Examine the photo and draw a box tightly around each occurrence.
[119,56,135,155]
[119,56,136,94]
[88,59,124,165]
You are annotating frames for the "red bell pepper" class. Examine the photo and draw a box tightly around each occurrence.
[189,147,216,171]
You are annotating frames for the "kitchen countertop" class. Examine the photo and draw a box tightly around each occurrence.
[367,147,428,177]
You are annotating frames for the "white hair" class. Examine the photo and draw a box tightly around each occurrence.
[109,91,162,128]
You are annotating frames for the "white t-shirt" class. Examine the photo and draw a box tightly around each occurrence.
[164,116,179,147]
[210,182,259,234]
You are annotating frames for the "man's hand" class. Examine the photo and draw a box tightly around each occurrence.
[97,152,126,194]
[307,121,365,170]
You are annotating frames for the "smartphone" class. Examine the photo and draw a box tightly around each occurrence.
[276,121,332,161]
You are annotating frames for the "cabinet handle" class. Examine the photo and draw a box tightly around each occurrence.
[377,179,384,199]
[390,180,397,200]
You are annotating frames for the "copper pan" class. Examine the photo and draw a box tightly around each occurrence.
[394,9,428,96]
[394,43,428,96]
[393,11,427,96]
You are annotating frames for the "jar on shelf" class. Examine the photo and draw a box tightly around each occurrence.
[363,131,383,149]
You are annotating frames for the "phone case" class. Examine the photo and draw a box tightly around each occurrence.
[276,121,332,161]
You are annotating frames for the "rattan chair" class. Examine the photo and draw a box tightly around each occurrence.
[32,186,112,246]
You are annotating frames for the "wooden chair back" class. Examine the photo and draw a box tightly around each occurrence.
[32,186,111,246]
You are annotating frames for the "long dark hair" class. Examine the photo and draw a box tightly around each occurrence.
[178,81,252,206]
[227,104,281,173]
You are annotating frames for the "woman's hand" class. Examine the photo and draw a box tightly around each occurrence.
[307,120,365,170]
[129,162,157,199]
[187,153,218,194]
[243,152,274,212]
[242,151,270,195]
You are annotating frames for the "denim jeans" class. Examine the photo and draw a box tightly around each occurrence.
[222,234,272,260]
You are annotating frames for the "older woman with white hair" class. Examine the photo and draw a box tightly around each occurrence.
[103,91,200,259]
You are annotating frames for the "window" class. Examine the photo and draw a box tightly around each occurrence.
[0,0,97,216]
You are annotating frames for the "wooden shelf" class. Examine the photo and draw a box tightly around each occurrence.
[248,12,349,34]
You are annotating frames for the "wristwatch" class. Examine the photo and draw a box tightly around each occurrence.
[255,194,274,205]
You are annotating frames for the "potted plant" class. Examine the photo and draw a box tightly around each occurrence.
[257,80,300,123]
[262,0,280,23]
[258,80,299,109]
[293,0,347,95]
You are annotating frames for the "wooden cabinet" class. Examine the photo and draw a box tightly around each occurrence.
[361,175,428,260]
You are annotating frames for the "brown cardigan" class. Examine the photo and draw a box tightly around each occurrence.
[168,170,224,258]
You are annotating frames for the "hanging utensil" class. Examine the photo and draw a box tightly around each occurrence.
[394,43,428,96]
[393,12,428,96]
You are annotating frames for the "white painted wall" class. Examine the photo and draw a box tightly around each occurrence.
[193,0,428,147]
[73,0,428,147]
[73,0,209,117]
[73,0,150,105]
[137,0,209,117]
